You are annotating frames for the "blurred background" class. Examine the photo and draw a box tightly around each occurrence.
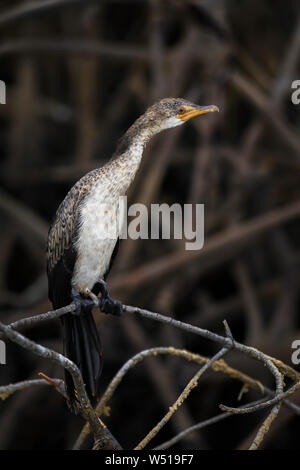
[0,0,300,450]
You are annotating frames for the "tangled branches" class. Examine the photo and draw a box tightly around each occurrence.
[0,302,299,450]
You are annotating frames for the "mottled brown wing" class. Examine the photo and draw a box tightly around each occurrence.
[46,179,90,307]
[46,175,104,408]
[48,198,73,271]
[46,171,97,272]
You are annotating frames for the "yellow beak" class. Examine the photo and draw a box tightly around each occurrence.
[178,104,219,121]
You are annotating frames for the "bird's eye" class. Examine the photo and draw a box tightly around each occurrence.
[178,107,184,114]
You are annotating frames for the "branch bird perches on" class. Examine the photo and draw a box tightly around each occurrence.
[0,302,299,450]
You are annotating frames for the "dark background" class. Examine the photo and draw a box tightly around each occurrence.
[0,0,300,450]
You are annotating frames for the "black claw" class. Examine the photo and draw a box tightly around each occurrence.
[99,297,123,316]
[71,288,94,315]
[71,288,82,316]
[96,281,123,316]
[97,280,110,298]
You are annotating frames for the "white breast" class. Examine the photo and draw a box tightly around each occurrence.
[72,182,122,291]
[71,144,143,292]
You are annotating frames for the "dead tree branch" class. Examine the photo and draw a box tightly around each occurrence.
[0,378,64,400]
[0,319,121,450]
[1,301,299,450]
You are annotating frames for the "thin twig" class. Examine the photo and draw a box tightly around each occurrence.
[134,346,230,450]
[0,0,122,28]
[0,303,76,340]
[220,382,300,415]
[0,378,64,400]
[249,405,281,450]
[154,397,269,450]
[0,39,150,62]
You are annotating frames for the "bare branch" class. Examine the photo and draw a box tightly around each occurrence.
[0,39,150,62]
[134,346,230,450]
[220,382,300,415]
[0,378,64,400]
[2,299,299,450]
[0,0,124,28]
[249,405,281,451]
[123,304,295,383]
[74,346,264,450]
[0,319,121,450]
[0,303,76,340]
[154,397,269,450]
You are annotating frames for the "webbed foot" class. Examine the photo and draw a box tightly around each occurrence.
[71,288,94,315]
[96,280,123,316]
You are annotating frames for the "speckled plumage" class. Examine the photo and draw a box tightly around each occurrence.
[46,97,218,408]
[47,98,195,292]
[47,126,146,293]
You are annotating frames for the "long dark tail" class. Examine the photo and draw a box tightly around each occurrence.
[60,307,103,410]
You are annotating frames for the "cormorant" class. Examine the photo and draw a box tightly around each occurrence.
[46,97,219,410]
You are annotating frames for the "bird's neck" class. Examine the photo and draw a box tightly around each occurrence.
[109,115,160,192]
[114,114,159,158]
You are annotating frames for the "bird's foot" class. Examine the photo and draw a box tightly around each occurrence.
[96,280,123,316]
[71,288,94,316]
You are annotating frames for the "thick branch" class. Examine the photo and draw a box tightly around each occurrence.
[0,320,121,450]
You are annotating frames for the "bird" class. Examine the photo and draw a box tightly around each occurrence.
[46,97,219,410]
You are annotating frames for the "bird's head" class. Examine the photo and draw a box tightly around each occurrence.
[115,97,219,156]
[145,97,219,131]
